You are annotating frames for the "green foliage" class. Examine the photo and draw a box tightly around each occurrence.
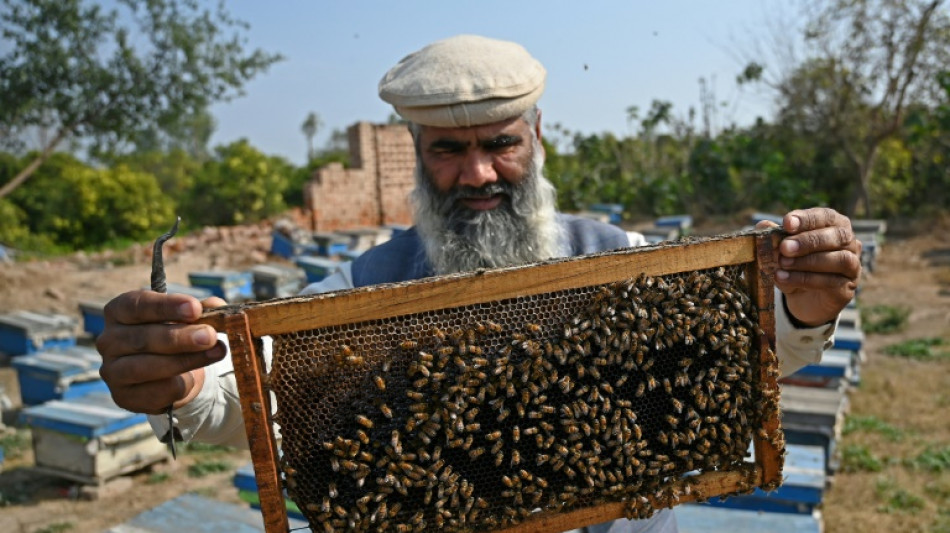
[0,429,30,459]
[884,337,950,360]
[842,444,885,472]
[844,415,906,442]
[0,0,282,196]
[879,488,926,514]
[146,472,170,484]
[187,459,232,478]
[183,441,235,454]
[909,445,950,473]
[31,523,74,533]
[182,139,290,226]
[861,305,911,334]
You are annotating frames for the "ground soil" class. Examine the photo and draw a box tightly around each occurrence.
[0,217,946,532]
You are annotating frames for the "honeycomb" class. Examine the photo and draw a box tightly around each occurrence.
[267,264,782,532]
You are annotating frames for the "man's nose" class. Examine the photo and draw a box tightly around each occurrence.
[458,151,498,188]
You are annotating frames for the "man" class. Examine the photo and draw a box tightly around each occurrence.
[97,35,861,533]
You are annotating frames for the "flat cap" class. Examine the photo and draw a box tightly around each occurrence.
[379,34,546,128]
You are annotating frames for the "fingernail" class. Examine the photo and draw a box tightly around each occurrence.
[784,240,800,254]
[178,302,196,318]
[206,341,227,360]
[780,256,794,268]
[193,328,212,346]
[776,270,790,281]
[786,216,801,232]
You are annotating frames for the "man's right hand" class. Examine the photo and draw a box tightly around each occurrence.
[96,290,228,415]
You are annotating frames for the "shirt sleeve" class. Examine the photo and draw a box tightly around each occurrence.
[774,288,837,377]
[149,262,357,449]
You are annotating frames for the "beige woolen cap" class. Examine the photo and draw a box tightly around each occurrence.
[378,34,546,128]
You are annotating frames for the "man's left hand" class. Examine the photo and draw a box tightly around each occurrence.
[758,208,862,327]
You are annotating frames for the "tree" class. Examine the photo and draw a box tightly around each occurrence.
[744,0,950,216]
[183,139,291,226]
[0,0,283,199]
[301,111,323,162]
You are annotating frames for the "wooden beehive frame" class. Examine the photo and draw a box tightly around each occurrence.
[198,228,783,533]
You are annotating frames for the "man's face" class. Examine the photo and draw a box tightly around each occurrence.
[410,115,562,276]
[416,116,542,212]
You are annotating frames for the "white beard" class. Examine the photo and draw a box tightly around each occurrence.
[410,146,562,275]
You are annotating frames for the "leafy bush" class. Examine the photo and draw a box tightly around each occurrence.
[844,415,905,442]
[861,305,911,334]
[884,337,949,360]
[842,444,884,472]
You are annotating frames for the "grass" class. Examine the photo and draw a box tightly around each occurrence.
[909,445,950,473]
[884,337,950,360]
[187,459,232,478]
[145,472,170,484]
[844,415,906,442]
[0,429,31,459]
[861,304,911,334]
[842,444,885,472]
[183,442,236,454]
[32,523,74,533]
[879,488,926,514]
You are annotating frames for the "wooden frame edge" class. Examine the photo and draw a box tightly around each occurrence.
[224,312,288,533]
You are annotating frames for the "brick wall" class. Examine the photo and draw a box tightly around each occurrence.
[303,121,415,231]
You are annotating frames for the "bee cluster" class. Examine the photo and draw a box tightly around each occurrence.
[269,266,780,532]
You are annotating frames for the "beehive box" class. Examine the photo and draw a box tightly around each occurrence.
[294,256,342,284]
[18,391,167,484]
[313,232,352,257]
[249,263,307,301]
[235,462,307,521]
[12,346,108,405]
[0,310,78,356]
[706,443,826,515]
[78,299,110,338]
[188,271,255,302]
[199,229,785,533]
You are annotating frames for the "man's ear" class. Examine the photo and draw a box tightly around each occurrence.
[535,109,545,158]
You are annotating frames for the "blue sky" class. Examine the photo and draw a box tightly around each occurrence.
[210,1,801,165]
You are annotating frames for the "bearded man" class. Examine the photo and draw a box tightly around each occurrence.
[97,35,861,533]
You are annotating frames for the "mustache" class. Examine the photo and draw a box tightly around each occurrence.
[438,182,514,215]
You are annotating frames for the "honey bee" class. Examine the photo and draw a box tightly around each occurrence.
[373,375,386,391]
[356,415,374,429]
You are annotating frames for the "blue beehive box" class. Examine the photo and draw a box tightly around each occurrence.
[707,444,826,515]
[675,504,822,533]
[270,229,301,259]
[248,263,307,301]
[18,391,167,483]
[234,462,306,521]
[0,310,78,356]
[294,256,341,284]
[188,271,254,302]
[655,214,693,235]
[312,232,350,257]
[588,203,625,224]
[12,345,108,405]
[106,492,311,533]
[785,348,859,389]
[78,299,109,338]
[833,327,864,352]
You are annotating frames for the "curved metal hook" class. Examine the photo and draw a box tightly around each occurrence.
[151,216,181,294]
